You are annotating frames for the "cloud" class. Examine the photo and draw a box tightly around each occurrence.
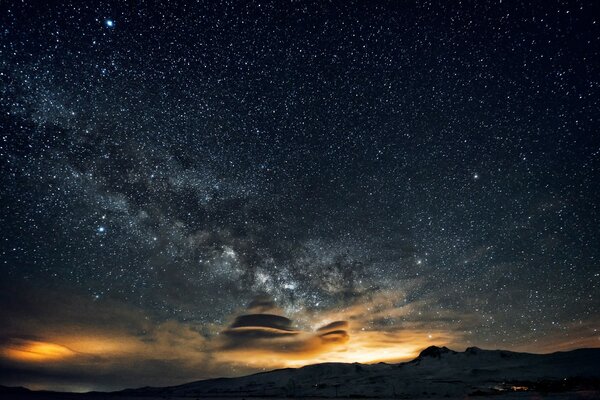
[0,286,465,391]
[317,321,349,332]
[318,330,350,343]
[218,298,351,359]
[247,295,277,312]
[3,281,593,393]
[222,313,299,343]
[0,339,77,362]
[229,314,295,331]
[0,279,219,391]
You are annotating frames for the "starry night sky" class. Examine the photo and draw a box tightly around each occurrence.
[1,0,599,392]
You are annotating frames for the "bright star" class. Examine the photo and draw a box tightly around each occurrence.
[105,19,114,28]
[97,226,106,233]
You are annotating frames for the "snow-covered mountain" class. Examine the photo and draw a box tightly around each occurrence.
[121,346,600,398]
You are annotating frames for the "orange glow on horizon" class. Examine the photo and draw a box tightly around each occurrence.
[217,328,451,369]
[2,340,76,362]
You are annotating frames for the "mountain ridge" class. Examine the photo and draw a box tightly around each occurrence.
[115,345,600,398]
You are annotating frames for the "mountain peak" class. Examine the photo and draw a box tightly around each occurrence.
[465,346,482,354]
[418,345,457,358]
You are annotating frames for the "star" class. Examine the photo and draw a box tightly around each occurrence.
[105,19,114,28]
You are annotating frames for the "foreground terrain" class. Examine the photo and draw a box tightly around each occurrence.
[2,346,599,399]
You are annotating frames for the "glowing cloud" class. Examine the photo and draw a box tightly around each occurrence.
[1,339,76,362]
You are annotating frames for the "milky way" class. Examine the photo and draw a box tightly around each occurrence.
[0,0,599,392]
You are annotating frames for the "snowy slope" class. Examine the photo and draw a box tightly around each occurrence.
[121,346,600,398]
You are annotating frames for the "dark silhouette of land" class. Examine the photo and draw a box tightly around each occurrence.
[2,346,600,399]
